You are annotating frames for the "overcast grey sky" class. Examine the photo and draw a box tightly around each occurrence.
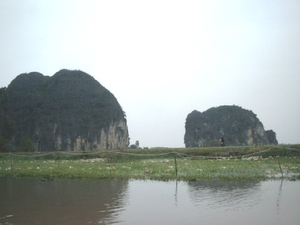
[0,0,299,147]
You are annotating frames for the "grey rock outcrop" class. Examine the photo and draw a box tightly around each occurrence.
[4,69,129,151]
[265,130,278,145]
[184,105,277,147]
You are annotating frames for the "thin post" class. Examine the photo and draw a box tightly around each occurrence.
[9,152,14,172]
[108,155,113,176]
[277,158,283,178]
[174,153,178,179]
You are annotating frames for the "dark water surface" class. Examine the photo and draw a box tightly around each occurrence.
[0,177,299,225]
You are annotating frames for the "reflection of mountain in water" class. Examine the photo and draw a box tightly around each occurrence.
[0,177,128,225]
[187,180,262,212]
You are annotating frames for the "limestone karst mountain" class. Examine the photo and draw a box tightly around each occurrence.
[184,105,278,147]
[0,69,129,151]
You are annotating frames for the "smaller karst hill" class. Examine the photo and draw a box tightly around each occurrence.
[0,69,129,152]
[184,105,278,147]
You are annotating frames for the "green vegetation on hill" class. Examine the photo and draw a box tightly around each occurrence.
[184,105,278,147]
[0,70,129,152]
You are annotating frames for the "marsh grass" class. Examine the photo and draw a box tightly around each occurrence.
[0,145,299,181]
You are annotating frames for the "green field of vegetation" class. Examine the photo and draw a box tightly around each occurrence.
[0,145,299,181]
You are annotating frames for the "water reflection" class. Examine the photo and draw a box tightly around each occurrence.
[187,180,261,212]
[0,177,128,225]
[276,179,283,215]
[1,177,299,225]
[185,180,300,225]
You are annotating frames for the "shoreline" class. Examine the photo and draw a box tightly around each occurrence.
[1,145,299,181]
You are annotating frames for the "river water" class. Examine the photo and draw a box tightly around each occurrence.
[0,177,299,225]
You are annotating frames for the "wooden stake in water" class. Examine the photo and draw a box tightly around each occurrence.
[277,158,283,178]
[9,152,13,172]
[174,153,178,179]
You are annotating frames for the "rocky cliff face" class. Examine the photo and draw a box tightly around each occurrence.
[265,130,278,145]
[184,105,277,147]
[3,69,129,151]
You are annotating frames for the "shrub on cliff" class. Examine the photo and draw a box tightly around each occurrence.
[184,105,277,147]
[1,70,129,151]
